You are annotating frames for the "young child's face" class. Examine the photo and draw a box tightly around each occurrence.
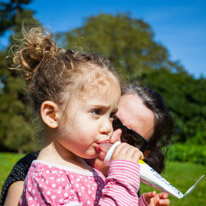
[57,77,120,160]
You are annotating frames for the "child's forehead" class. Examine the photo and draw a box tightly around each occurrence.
[61,68,120,106]
[79,86,120,111]
[81,80,120,100]
[78,71,120,103]
[78,68,120,93]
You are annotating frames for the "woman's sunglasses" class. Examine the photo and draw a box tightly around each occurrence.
[112,116,148,152]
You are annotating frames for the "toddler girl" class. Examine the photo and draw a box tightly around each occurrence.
[12,27,146,205]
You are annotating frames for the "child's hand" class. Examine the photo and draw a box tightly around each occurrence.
[143,191,170,206]
[111,143,144,163]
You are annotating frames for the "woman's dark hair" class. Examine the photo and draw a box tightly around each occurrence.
[122,82,174,173]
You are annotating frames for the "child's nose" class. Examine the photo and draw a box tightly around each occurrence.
[100,119,113,136]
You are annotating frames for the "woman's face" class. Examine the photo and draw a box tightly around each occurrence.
[86,93,155,175]
[116,94,155,142]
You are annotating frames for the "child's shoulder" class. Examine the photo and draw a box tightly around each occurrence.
[26,160,105,193]
[30,160,101,178]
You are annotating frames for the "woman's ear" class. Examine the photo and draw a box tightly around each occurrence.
[143,149,151,158]
[40,101,61,128]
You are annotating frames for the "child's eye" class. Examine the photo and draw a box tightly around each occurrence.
[91,109,102,115]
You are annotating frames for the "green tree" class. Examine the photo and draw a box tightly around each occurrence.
[139,68,206,144]
[0,0,33,35]
[0,0,41,152]
[62,13,185,79]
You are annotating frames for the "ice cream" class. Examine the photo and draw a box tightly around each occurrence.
[99,141,204,199]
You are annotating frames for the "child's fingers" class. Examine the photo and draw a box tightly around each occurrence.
[158,192,168,199]
[112,143,131,158]
[144,191,156,198]
[112,143,144,162]
[157,198,170,206]
[112,143,129,155]
[144,192,170,206]
[131,147,144,160]
[143,191,156,203]
[120,143,143,160]
[156,193,170,206]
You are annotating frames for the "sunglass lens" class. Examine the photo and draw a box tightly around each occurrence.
[121,130,144,150]
[113,117,147,152]
[112,117,122,130]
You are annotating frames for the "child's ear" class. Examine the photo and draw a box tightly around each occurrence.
[40,101,61,128]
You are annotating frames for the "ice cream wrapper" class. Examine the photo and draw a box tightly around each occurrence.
[138,159,204,198]
[100,141,204,199]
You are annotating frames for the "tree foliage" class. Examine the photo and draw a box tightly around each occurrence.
[62,13,185,79]
[139,68,206,143]
[0,0,41,152]
[0,0,34,35]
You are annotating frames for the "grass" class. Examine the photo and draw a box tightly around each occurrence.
[0,152,205,205]
[0,153,25,190]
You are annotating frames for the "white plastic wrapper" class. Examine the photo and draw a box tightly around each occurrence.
[99,141,204,199]
[138,159,204,198]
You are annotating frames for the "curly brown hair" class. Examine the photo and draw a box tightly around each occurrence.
[11,27,120,116]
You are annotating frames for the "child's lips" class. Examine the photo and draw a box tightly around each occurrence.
[96,145,101,153]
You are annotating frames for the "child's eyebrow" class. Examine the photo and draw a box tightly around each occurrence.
[88,104,118,111]
[88,104,110,109]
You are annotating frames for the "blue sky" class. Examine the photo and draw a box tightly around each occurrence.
[1,0,205,78]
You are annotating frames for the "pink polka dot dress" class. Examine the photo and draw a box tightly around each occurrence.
[20,160,148,206]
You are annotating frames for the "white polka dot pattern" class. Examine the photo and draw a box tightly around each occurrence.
[20,160,105,205]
